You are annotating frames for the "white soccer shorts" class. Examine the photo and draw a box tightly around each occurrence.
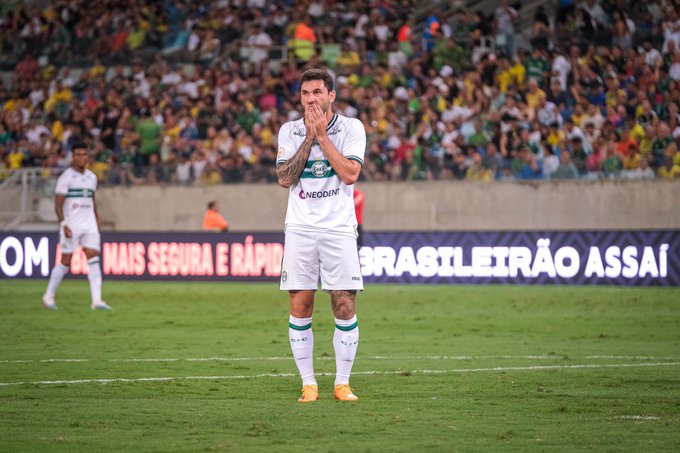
[280,228,364,292]
[59,226,101,254]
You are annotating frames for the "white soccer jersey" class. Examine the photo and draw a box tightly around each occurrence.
[54,167,98,232]
[277,113,366,236]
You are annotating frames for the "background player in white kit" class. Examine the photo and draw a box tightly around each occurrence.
[276,69,365,402]
[42,143,111,311]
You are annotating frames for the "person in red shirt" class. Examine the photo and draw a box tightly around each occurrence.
[202,200,229,232]
[396,19,414,56]
[353,188,365,248]
[15,54,38,81]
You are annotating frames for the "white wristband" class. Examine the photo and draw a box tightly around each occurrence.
[60,221,67,229]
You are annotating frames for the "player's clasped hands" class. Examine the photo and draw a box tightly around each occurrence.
[304,109,315,139]
[306,104,327,139]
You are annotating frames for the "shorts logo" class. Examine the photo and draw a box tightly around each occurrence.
[311,161,328,177]
[282,270,288,282]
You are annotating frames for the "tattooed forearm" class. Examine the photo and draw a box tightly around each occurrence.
[276,137,314,188]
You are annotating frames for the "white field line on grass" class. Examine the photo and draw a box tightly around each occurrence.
[1,355,678,364]
[616,415,661,421]
[585,355,677,360]
[0,361,678,387]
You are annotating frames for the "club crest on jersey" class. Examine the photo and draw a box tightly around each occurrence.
[311,161,328,177]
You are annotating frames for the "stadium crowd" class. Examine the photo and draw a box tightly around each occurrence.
[1,0,680,185]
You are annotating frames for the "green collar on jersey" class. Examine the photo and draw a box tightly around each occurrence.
[326,113,338,131]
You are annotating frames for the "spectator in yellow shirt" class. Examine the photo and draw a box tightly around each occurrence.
[44,80,72,112]
[336,42,361,73]
[496,57,514,93]
[50,117,64,142]
[126,22,147,50]
[89,58,106,79]
[525,79,546,110]
[546,123,564,148]
[8,147,25,170]
[657,157,680,179]
[510,55,526,89]
[622,143,641,170]
[466,150,493,181]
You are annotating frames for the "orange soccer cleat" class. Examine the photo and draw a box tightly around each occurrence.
[333,384,358,401]
[298,384,319,403]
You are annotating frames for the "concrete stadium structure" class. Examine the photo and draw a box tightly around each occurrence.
[91,181,680,232]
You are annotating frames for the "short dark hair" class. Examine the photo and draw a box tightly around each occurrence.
[208,200,217,210]
[72,142,87,151]
[300,68,334,92]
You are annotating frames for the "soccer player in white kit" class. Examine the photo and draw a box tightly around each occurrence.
[42,143,111,311]
[276,69,365,402]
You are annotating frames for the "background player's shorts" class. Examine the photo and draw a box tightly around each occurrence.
[280,229,363,292]
[59,227,101,254]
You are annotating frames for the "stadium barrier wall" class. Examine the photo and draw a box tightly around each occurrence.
[94,180,680,232]
[1,230,678,286]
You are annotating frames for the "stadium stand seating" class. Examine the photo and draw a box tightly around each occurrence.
[1,0,679,187]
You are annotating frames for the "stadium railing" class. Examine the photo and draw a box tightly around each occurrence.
[0,168,56,231]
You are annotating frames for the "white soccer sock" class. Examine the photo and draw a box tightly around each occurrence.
[289,315,316,387]
[87,257,102,303]
[45,263,69,297]
[334,315,359,386]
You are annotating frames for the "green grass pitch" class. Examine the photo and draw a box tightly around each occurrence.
[1,280,679,452]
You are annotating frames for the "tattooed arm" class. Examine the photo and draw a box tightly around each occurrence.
[276,136,314,188]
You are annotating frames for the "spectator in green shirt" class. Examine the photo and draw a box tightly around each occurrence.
[468,120,490,150]
[433,37,466,75]
[552,151,579,179]
[602,145,623,178]
[133,111,162,173]
[524,48,550,88]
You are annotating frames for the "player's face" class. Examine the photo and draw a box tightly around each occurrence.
[301,79,335,115]
[72,148,89,171]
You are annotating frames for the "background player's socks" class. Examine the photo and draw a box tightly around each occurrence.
[87,257,102,303]
[334,315,359,386]
[289,315,316,386]
[45,263,69,298]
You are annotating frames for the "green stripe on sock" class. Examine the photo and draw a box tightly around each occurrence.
[335,321,358,331]
[289,322,312,331]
